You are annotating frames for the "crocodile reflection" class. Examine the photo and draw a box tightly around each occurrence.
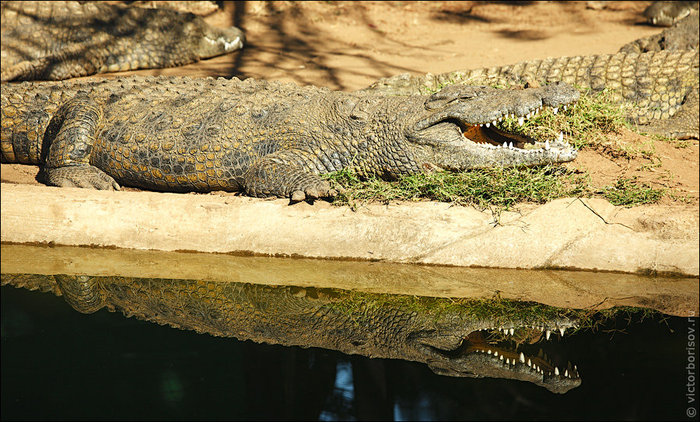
[3,273,582,393]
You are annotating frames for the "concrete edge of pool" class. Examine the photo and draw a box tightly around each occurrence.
[1,183,698,278]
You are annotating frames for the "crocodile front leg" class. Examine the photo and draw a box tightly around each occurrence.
[243,149,338,201]
[41,95,120,190]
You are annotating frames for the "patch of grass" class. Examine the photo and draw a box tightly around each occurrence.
[324,165,591,214]
[601,177,665,206]
[323,289,662,336]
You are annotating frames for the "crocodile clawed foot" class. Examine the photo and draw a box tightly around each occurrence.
[41,165,121,190]
[289,181,338,204]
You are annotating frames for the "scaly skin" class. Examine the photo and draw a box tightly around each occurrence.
[361,50,699,139]
[0,77,579,200]
[1,272,582,394]
[0,1,244,82]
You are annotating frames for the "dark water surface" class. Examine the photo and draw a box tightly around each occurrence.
[1,285,695,421]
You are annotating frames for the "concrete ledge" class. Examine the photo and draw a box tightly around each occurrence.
[1,183,698,276]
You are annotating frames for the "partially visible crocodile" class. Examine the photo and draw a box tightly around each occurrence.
[0,272,582,394]
[643,1,698,26]
[1,76,579,200]
[361,50,699,140]
[0,1,244,82]
[620,11,699,53]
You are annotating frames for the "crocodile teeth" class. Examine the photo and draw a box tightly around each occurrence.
[502,142,507,148]
[509,328,514,335]
[557,132,564,142]
[555,367,560,376]
[553,107,558,114]
[565,369,569,377]
[527,358,532,367]
[518,116,524,126]
[500,355,504,361]
[519,352,525,363]
[508,142,514,149]
[545,140,551,150]
[485,122,490,128]
[506,358,510,364]
[546,330,551,340]
[560,327,565,336]
[487,349,492,354]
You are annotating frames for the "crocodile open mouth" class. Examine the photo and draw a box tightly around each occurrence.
[424,320,581,393]
[458,104,572,152]
[462,325,580,381]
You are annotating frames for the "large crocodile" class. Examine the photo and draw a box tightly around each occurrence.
[0,1,244,82]
[1,272,582,394]
[1,77,580,200]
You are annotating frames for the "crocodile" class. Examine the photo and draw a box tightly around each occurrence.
[0,1,244,82]
[643,1,699,26]
[1,77,580,200]
[361,50,699,140]
[619,11,699,53]
[0,272,583,394]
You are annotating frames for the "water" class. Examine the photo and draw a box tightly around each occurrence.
[1,244,697,420]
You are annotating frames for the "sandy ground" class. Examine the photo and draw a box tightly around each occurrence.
[1,1,698,281]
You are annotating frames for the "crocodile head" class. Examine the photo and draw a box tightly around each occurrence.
[643,1,698,26]
[405,83,580,170]
[409,317,582,394]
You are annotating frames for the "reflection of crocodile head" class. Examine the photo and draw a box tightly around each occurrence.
[4,273,582,393]
[411,321,581,394]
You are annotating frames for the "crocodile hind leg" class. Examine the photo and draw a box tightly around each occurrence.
[54,274,106,314]
[40,95,120,190]
[640,89,700,139]
[243,149,338,201]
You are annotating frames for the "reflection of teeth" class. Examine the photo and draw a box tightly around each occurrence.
[518,116,524,126]
[487,350,492,354]
[553,107,558,114]
[500,355,504,361]
[557,132,564,142]
[485,123,490,128]
[560,327,565,336]
[509,328,514,335]
[545,140,551,150]
[502,142,507,148]
[494,351,499,357]
[546,330,551,340]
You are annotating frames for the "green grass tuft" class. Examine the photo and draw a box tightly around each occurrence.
[324,165,591,213]
[601,177,665,206]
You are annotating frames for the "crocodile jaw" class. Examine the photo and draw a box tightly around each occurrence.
[406,82,579,170]
[416,319,582,394]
